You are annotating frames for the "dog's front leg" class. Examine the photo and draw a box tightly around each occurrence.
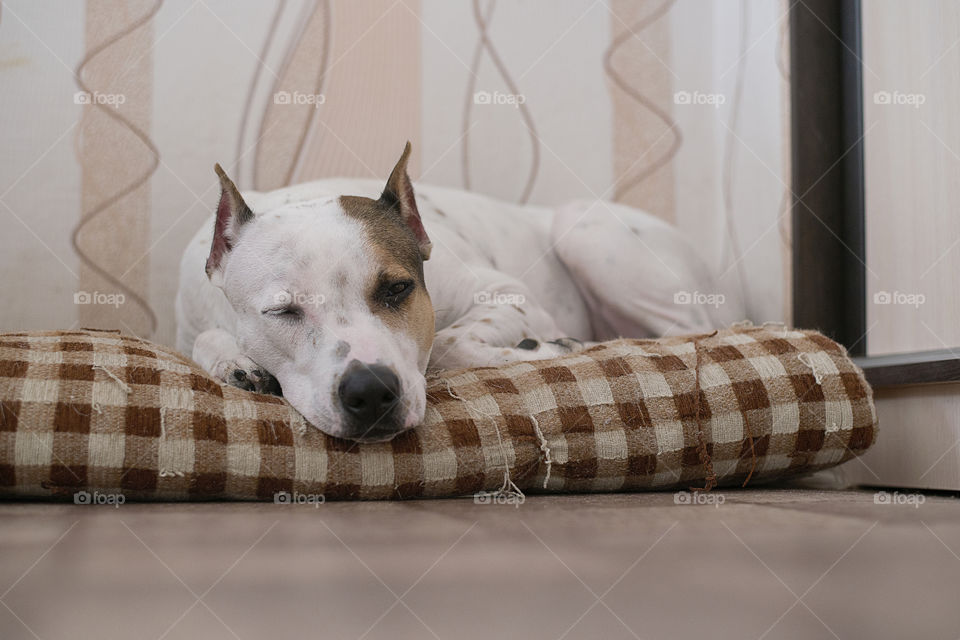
[192,328,282,395]
[429,279,588,370]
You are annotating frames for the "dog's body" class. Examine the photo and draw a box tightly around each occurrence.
[176,145,743,441]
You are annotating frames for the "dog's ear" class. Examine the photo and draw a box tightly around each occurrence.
[206,163,254,284]
[381,141,432,260]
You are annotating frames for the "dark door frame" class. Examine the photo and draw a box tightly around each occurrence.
[790,0,960,388]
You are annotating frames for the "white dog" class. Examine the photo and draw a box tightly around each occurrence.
[176,143,742,442]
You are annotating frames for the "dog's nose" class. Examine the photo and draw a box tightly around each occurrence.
[338,362,401,431]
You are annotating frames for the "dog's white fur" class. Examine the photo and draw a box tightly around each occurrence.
[177,165,743,441]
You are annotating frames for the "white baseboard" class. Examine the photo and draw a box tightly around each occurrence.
[843,382,960,491]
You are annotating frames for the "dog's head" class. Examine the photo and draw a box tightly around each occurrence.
[206,143,435,442]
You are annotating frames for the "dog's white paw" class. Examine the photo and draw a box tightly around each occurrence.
[213,356,282,395]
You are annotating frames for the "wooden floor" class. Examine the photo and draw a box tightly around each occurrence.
[2,488,959,640]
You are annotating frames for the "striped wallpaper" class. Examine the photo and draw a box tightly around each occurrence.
[0,0,791,348]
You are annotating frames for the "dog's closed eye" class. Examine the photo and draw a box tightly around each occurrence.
[262,304,303,320]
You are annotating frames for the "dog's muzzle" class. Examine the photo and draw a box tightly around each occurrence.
[337,360,403,441]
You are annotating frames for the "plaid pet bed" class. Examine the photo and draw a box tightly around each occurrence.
[0,327,876,501]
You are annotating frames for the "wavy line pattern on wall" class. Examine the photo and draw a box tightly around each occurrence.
[603,0,681,204]
[720,1,751,315]
[462,0,541,204]
[235,0,287,186]
[253,0,331,191]
[72,0,162,336]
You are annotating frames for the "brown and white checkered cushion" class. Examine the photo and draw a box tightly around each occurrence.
[0,327,876,500]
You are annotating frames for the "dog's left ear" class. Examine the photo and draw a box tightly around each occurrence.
[206,163,254,285]
[382,141,432,260]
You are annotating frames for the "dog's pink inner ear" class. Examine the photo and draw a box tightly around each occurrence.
[384,141,432,260]
[206,163,254,277]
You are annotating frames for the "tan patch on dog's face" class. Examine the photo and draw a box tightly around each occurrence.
[403,283,435,357]
[340,195,436,364]
[366,254,435,356]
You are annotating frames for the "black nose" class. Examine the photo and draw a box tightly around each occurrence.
[337,362,401,431]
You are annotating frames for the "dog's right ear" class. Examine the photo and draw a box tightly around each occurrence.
[382,142,432,260]
[206,163,254,285]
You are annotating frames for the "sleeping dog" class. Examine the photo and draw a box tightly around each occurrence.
[176,143,742,442]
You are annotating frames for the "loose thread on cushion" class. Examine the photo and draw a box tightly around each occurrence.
[690,331,719,492]
[441,378,524,500]
[92,365,132,394]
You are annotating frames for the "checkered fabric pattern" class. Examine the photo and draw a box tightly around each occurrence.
[0,327,876,500]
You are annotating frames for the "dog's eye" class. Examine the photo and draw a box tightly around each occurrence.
[380,280,414,308]
[262,306,303,320]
